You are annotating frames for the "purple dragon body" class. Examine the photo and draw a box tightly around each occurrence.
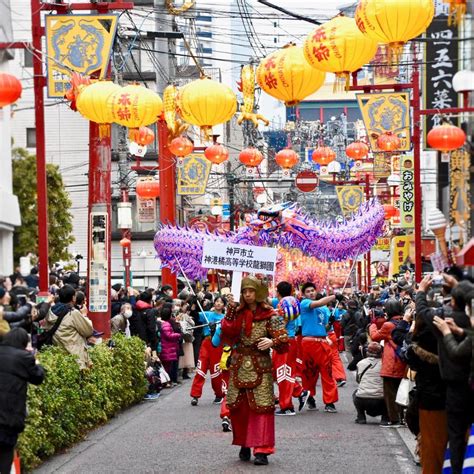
[154,199,385,280]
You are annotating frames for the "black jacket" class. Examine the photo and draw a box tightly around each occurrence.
[129,301,158,350]
[416,291,471,383]
[2,304,31,324]
[393,319,446,410]
[0,345,44,433]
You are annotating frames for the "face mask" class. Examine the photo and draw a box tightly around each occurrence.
[123,309,133,318]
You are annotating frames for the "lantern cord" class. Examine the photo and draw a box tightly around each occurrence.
[180,33,207,78]
[256,0,321,25]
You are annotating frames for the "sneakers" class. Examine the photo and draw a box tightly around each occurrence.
[298,390,309,412]
[354,418,367,424]
[307,396,318,411]
[324,403,337,413]
[380,420,402,428]
[275,408,296,416]
[254,453,269,466]
[239,447,251,462]
[336,379,347,387]
[222,416,232,432]
[191,397,199,406]
[144,393,160,401]
[213,396,223,404]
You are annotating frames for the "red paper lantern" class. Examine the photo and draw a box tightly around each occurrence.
[204,143,229,164]
[383,204,398,219]
[377,132,401,152]
[136,178,160,199]
[129,126,155,146]
[119,237,131,247]
[312,146,336,166]
[168,136,194,157]
[275,149,299,169]
[427,123,466,152]
[346,141,369,160]
[0,73,22,108]
[239,147,264,167]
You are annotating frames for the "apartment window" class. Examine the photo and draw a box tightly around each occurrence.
[24,49,33,68]
[26,128,36,148]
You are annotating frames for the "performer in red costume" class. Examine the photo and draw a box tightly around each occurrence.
[222,276,288,466]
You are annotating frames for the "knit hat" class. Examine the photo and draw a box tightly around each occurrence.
[367,342,382,357]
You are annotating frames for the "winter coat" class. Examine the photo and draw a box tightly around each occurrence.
[341,309,361,336]
[369,316,407,378]
[443,328,474,386]
[393,319,446,410]
[416,291,471,383]
[356,357,384,399]
[2,304,31,325]
[43,303,93,369]
[111,314,127,335]
[160,320,181,361]
[0,345,44,435]
[129,300,158,350]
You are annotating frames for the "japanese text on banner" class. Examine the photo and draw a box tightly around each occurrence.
[201,241,278,276]
[400,155,415,229]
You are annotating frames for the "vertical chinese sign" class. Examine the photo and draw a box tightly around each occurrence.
[424,15,459,146]
[449,149,471,243]
[400,155,415,229]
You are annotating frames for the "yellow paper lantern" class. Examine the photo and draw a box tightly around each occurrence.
[256,44,325,106]
[177,77,237,139]
[76,81,121,124]
[304,16,378,90]
[109,84,163,128]
[355,0,434,62]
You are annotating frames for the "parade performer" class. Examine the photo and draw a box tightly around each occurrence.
[271,281,307,415]
[300,282,338,413]
[326,300,347,387]
[190,297,226,406]
[211,325,233,432]
[222,277,288,466]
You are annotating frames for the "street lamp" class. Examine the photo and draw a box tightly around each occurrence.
[452,70,474,107]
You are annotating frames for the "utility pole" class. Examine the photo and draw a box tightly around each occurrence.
[155,0,178,293]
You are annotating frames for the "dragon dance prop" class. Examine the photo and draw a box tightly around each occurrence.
[154,200,385,280]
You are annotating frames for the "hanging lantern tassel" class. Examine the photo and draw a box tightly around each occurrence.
[445,0,466,26]
[334,72,351,92]
[387,42,405,65]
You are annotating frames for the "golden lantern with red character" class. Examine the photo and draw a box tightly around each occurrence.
[304,16,378,90]
[275,148,299,176]
[128,126,155,146]
[0,72,22,108]
[169,136,194,157]
[136,178,160,199]
[427,123,466,152]
[377,132,401,152]
[346,141,369,160]
[204,143,229,165]
[312,146,336,166]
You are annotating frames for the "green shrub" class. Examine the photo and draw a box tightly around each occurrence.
[17,334,147,471]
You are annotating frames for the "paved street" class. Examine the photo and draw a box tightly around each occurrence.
[35,366,419,474]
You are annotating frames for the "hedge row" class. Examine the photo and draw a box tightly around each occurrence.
[17,334,148,471]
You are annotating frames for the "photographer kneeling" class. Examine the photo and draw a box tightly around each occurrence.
[353,342,389,425]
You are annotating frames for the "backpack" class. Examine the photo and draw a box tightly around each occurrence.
[37,311,70,350]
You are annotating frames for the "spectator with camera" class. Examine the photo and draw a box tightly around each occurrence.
[369,298,407,427]
[353,341,389,425]
[0,288,32,329]
[417,274,473,474]
[43,284,93,369]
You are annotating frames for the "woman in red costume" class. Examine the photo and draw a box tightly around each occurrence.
[222,276,288,466]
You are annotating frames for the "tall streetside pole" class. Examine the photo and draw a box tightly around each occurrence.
[412,65,423,283]
[87,122,112,338]
[158,118,177,294]
[31,0,49,293]
[364,173,371,290]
